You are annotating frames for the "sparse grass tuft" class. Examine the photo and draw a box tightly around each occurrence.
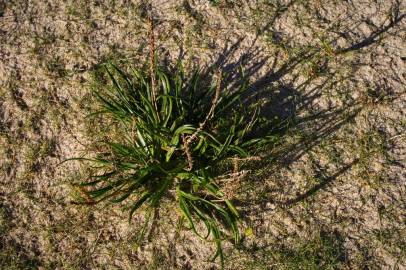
[276,231,347,269]
[232,231,347,270]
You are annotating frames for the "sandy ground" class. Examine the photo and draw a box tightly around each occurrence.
[1,0,405,269]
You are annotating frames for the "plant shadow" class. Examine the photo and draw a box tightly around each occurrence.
[178,4,406,213]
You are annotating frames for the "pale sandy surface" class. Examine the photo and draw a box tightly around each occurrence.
[1,1,405,269]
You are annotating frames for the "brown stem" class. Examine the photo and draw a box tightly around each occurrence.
[186,70,222,145]
[148,14,158,112]
[183,70,223,171]
[182,134,193,171]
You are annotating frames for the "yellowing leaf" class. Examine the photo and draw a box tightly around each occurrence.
[245,227,254,237]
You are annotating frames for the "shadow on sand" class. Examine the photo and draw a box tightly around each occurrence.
[180,3,405,212]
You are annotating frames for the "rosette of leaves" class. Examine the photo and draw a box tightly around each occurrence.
[72,63,270,267]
